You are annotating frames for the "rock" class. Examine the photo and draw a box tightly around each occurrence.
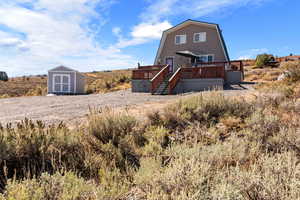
[47,94,56,97]
[277,71,291,81]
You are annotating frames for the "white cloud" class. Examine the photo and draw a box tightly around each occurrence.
[132,21,172,39]
[236,48,269,60]
[141,0,270,23]
[0,0,136,76]
[114,0,270,49]
[114,21,172,48]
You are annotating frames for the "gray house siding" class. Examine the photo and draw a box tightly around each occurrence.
[172,78,224,94]
[155,20,228,72]
[226,71,243,84]
[131,80,151,93]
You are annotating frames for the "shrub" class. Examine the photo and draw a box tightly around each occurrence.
[87,109,141,172]
[1,172,100,200]
[255,54,274,68]
[151,93,254,130]
[0,119,86,190]
[26,85,47,96]
[0,72,8,82]
[280,61,300,82]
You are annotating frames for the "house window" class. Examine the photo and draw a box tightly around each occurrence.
[196,54,214,63]
[194,32,206,43]
[175,35,186,45]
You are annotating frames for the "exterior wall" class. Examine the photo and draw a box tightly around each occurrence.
[75,73,86,94]
[158,24,227,72]
[131,80,151,93]
[226,71,242,84]
[173,78,224,94]
[48,71,75,94]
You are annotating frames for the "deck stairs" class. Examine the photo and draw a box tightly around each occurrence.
[153,73,173,95]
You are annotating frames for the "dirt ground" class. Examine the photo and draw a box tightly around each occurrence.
[0,85,254,127]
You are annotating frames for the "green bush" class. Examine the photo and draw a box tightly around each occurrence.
[149,92,254,131]
[87,109,142,171]
[255,54,273,68]
[0,71,8,81]
[0,119,86,190]
[0,172,100,200]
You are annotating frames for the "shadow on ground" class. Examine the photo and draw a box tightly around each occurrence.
[224,82,256,90]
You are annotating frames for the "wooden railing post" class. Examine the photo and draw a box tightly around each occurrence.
[168,68,182,94]
[150,65,169,94]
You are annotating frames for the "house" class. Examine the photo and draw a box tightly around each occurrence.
[48,66,86,95]
[132,19,244,94]
[276,55,300,62]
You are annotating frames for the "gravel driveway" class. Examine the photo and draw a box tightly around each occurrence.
[0,90,188,126]
[0,84,253,126]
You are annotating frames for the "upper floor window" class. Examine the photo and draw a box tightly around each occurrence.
[194,32,206,43]
[175,35,186,45]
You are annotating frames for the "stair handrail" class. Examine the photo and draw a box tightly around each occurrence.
[150,64,169,94]
[168,67,182,94]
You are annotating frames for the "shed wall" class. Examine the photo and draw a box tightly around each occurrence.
[48,71,75,94]
[75,73,86,94]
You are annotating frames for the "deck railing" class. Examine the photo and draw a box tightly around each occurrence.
[168,68,182,94]
[150,65,169,94]
[138,65,165,70]
[132,69,161,80]
[181,66,225,79]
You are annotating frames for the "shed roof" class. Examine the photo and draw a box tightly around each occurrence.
[48,65,77,72]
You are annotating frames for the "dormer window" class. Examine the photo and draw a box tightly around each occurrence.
[194,32,206,43]
[175,35,186,45]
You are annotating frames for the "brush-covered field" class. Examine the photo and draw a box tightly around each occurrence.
[0,62,299,199]
[0,70,131,98]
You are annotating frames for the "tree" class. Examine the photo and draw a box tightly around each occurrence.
[0,71,8,81]
[255,54,273,68]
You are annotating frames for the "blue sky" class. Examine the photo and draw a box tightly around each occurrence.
[0,0,298,76]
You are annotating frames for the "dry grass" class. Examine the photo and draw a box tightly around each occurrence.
[85,70,131,94]
[244,65,282,82]
[0,69,132,98]
[0,84,300,199]
[0,76,47,98]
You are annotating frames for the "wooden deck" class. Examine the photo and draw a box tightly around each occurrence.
[132,60,244,94]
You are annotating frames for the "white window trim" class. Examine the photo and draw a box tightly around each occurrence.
[52,74,71,93]
[193,32,206,43]
[175,34,186,45]
[196,54,215,63]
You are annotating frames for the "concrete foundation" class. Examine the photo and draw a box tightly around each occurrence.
[173,78,224,94]
[131,80,151,92]
[226,71,242,84]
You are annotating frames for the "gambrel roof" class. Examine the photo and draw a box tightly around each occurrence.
[154,19,230,63]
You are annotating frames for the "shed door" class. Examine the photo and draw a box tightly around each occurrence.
[53,74,70,93]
